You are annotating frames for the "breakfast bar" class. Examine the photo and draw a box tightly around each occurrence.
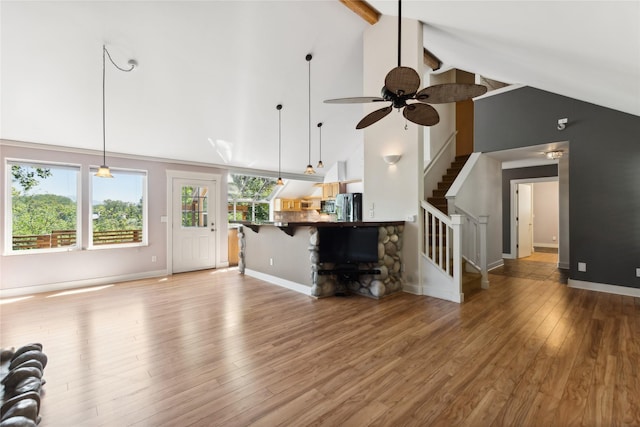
[238,221,405,298]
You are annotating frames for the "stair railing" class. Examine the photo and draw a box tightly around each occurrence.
[450,205,490,289]
[421,199,463,301]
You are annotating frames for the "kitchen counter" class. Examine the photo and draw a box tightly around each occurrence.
[238,221,406,299]
[232,220,404,236]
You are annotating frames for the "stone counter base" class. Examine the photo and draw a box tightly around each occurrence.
[309,225,404,299]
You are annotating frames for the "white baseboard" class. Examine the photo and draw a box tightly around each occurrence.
[402,283,421,295]
[244,269,311,296]
[0,269,169,298]
[502,253,516,260]
[558,261,570,269]
[533,243,559,249]
[568,279,640,298]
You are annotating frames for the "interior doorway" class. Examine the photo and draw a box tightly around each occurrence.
[511,177,559,262]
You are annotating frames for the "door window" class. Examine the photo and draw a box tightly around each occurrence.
[181,186,208,228]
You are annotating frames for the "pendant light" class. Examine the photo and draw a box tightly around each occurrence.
[96,45,137,178]
[304,54,316,175]
[276,104,284,185]
[316,122,324,168]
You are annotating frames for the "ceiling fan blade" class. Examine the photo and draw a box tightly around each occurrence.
[384,66,421,96]
[356,106,393,129]
[403,103,440,126]
[324,96,385,104]
[415,83,488,104]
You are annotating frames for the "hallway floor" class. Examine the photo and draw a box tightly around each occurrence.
[491,249,568,284]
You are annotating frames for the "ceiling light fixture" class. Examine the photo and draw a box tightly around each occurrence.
[304,54,316,175]
[316,122,324,169]
[545,150,564,160]
[276,104,284,186]
[96,45,137,178]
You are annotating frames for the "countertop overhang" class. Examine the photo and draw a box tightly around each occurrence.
[232,220,405,236]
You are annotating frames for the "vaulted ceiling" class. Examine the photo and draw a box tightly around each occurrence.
[2,1,638,179]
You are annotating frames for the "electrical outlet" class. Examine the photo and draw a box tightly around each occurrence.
[578,262,587,272]
[151,256,157,262]
[369,209,374,218]
[269,258,273,266]
[636,268,640,278]
[552,236,557,241]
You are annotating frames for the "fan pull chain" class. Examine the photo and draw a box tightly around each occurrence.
[405,118,408,130]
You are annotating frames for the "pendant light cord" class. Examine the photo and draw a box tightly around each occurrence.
[397,0,402,67]
[308,55,311,166]
[278,104,282,177]
[102,45,136,166]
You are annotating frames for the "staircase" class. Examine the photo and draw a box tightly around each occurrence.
[427,155,470,215]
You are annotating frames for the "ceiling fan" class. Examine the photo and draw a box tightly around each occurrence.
[325,0,488,129]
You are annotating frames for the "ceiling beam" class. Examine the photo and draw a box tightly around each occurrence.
[338,0,380,25]
[423,47,442,71]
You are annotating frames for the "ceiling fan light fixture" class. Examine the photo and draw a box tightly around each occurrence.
[323,0,486,129]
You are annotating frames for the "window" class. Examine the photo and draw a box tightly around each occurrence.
[180,185,209,228]
[7,160,81,252]
[227,174,277,223]
[90,168,147,248]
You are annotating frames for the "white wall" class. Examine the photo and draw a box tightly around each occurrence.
[0,141,229,296]
[533,181,559,247]
[426,70,456,166]
[362,16,423,287]
[451,154,503,269]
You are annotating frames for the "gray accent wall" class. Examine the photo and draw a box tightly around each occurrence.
[476,86,640,289]
[501,165,558,254]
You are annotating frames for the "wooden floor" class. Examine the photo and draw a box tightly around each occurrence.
[1,254,639,426]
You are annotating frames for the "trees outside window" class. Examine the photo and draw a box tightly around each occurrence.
[227,174,277,223]
[90,169,147,247]
[8,161,80,251]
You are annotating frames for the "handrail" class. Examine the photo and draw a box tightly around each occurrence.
[420,199,450,225]
[451,204,490,289]
[424,130,458,176]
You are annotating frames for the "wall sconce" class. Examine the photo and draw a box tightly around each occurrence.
[383,154,402,165]
[545,150,564,160]
[557,117,568,131]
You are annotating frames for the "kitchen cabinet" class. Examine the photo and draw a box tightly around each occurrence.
[321,182,341,200]
[275,198,302,211]
[301,198,321,210]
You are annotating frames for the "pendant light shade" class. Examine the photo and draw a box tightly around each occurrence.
[304,54,316,175]
[316,122,324,168]
[276,104,284,186]
[96,44,136,178]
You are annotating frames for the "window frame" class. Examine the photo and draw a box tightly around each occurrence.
[88,166,148,250]
[5,158,82,255]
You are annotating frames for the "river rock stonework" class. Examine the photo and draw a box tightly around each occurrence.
[309,225,404,299]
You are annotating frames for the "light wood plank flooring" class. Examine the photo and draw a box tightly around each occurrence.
[1,258,639,426]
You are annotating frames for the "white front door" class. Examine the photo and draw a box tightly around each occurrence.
[517,183,533,258]
[172,178,216,273]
